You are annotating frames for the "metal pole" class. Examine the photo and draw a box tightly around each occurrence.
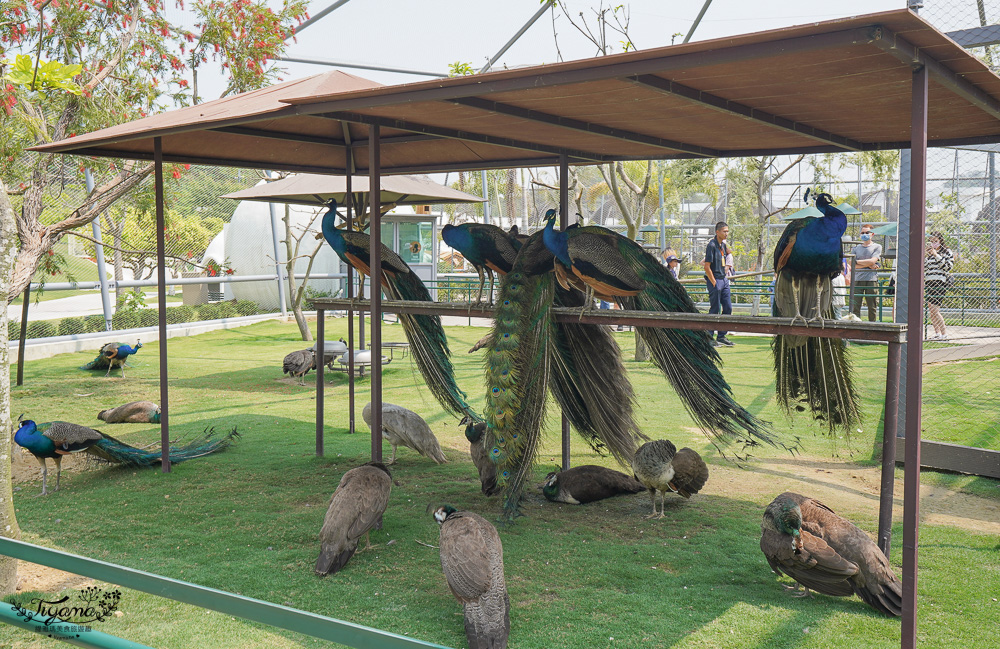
[989,152,997,306]
[481,170,491,225]
[15,285,29,386]
[902,65,928,649]
[84,168,113,330]
[683,0,715,43]
[479,2,551,73]
[153,138,170,473]
[316,308,325,456]
[266,172,289,320]
[347,173,356,435]
[658,162,666,252]
[559,154,571,472]
[878,340,902,558]
[369,126,383,463]
[287,0,354,37]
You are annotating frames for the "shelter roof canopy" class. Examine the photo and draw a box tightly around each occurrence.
[31,9,1000,174]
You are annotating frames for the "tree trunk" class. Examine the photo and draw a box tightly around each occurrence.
[0,180,23,596]
[283,205,314,342]
[634,330,649,362]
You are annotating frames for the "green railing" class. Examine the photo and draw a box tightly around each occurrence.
[0,537,453,649]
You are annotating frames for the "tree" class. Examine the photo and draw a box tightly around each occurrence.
[0,0,308,597]
[0,179,22,597]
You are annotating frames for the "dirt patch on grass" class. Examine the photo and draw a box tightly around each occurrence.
[15,562,94,594]
[707,456,1000,535]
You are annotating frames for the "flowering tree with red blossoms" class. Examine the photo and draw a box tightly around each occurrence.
[0,0,307,595]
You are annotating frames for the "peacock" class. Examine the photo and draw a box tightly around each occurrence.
[540,211,780,454]
[461,417,500,497]
[80,341,143,377]
[283,349,317,385]
[760,492,902,616]
[482,221,643,518]
[14,416,239,495]
[540,465,646,505]
[772,191,861,434]
[320,201,479,423]
[441,222,520,305]
[433,505,510,649]
[315,462,393,576]
[361,402,447,464]
[97,401,161,424]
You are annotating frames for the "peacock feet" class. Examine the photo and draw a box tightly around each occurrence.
[790,587,814,599]
[643,512,666,520]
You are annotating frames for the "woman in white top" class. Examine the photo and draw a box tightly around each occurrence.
[924,231,955,340]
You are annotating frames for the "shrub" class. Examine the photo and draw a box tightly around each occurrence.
[197,304,221,321]
[215,302,238,319]
[304,287,336,310]
[111,311,138,330]
[170,305,196,324]
[58,317,86,336]
[84,314,107,333]
[27,321,57,339]
[137,309,159,328]
[234,300,259,316]
[7,320,21,341]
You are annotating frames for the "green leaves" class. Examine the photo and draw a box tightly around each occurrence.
[2,54,82,95]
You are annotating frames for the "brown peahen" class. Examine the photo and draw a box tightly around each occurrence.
[540,465,645,505]
[315,462,393,576]
[361,402,447,464]
[97,401,161,424]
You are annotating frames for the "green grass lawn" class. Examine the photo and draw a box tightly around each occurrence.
[4,321,998,648]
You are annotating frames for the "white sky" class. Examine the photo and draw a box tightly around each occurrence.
[181,0,910,97]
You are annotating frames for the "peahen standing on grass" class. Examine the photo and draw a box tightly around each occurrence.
[14,416,239,495]
[771,191,861,434]
[441,222,520,305]
[80,341,143,377]
[320,201,479,423]
[483,217,644,518]
[540,212,779,455]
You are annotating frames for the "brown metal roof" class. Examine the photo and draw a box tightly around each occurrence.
[32,9,1000,174]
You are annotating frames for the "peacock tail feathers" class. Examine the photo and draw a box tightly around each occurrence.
[483,263,556,520]
[80,343,126,371]
[85,427,240,466]
[772,273,861,434]
[547,285,645,468]
[609,237,781,454]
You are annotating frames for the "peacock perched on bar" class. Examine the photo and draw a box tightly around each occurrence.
[482,215,644,518]
[771,191,861,434]
[80,341,143,377]
[540,213,780,455]
[14,416,239,495]
[319,201,479,423]
[441,222,520,305]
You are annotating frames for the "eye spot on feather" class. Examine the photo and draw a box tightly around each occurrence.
[512,433,518,440]
[502,333,510,339]
[501,470,510,479]
[498,437,505,444]
[503,300,510,306]
[491,447,501,457]
[492,387,500,396]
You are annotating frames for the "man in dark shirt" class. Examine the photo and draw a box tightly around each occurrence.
[703,221,734,347]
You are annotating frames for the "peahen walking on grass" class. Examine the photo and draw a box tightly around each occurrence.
[540,212,780,455]
[320,201,479,423]
[771,191,861,434]
[441,223,520,305]
[80,341,143,377]
[14,416,239,495]
[482,217,644,518]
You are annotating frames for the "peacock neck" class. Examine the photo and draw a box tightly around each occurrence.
[14,421,36,446]
[815,206,847,236]
[542,218,570,267]
[321,208,346,254]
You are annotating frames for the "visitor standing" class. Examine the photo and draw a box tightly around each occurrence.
[850,224,882,321]
[662,249,681,280]
[924,231,955,340]
[703,222,733,347]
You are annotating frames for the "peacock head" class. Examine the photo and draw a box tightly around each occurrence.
[766,496,803,550]
[543,208,557,225]
[814,193,835,209]
[432,504,458,524]
[541,471,560,497]
[135,340,142,350]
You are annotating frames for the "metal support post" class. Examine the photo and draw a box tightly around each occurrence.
[902,65,928,649]
[15,285,29,386]
[266,171,289,319]
[316,309,325,456]
[559,153,571,471]
[84,168,113,330]
[878,341,902,558]
[369,126,383,463]
[153,138,171,472]
[346,172,356,435]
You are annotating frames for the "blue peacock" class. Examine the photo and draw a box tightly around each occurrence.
[79,341,143,378]
[14,416,239,495]
[771,191,861,433]
[320,201,480,422]
[441,222,520,305]
[540,211,781,454]
[481,212,644,517]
